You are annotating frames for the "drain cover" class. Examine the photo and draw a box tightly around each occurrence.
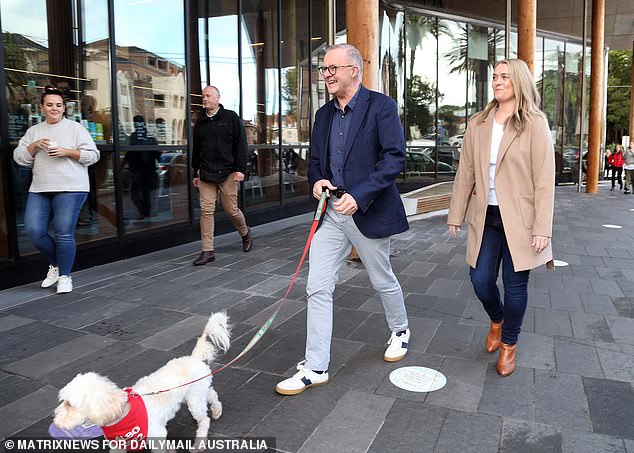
[389,366,447,392]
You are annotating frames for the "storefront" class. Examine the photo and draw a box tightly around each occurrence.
[0,0,589,288]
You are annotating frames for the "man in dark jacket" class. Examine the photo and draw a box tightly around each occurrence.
[191,86,253,265]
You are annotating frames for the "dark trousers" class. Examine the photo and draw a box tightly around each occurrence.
[469,205,530,345]
[612,167,623,189]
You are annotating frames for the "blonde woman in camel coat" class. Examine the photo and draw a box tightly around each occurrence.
[447,59,555,377]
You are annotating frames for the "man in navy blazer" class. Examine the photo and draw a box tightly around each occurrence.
[276,44,411,396]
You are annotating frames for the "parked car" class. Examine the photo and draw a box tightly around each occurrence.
[158,152,187,196]
[405,150,456,174]
[421,146,459,169]
[448,134,464,147]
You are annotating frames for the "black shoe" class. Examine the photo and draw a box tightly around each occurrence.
[241,227,254,252]
[625,190,630,194]
[193,251,215,265]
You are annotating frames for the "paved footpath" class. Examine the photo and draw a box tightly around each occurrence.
[1,183,634,453]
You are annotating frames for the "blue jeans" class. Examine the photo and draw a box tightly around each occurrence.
[24,192,87,276]
[469,205,530,345]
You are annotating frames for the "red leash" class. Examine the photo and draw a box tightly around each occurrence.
[141,192,328,396]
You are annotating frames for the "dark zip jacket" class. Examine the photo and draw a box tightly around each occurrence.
[192,104,248,182]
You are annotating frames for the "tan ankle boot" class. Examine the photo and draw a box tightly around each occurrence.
[496,343,516,376]
[485,321,503,353]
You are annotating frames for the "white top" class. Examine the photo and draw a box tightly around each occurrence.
[13,118,100,192]
[488,119,505,205]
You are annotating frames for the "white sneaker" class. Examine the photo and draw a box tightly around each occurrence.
[384,328,410,362]
[275,360,329,395]
[41,265,59,288]
[57,276,73,294]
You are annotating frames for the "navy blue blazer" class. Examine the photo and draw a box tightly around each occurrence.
[309,85,409,239]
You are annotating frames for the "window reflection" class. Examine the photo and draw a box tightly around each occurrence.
[542,39,565,183]
[280,0,310,201]
[121,149,189,232]
[0,158,8,259]
[242,0,280,206]
[114,0,186,145]
[402,14,442,185]
[2,0,115,256]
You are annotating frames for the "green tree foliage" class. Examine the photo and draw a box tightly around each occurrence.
[607,49,632,142]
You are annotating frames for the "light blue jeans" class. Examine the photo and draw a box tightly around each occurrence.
[305,207,408,371]
[24,192,87,276]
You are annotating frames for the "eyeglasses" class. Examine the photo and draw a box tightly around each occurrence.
[318,64,355,76]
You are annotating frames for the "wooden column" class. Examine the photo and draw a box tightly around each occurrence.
[346,0,379,90]
[586,0,605,193]
[517,0,536,75]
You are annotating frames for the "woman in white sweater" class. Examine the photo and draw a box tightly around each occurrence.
[13,86,100,293]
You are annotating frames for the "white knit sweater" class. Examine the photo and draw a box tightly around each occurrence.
[13,118,100,192]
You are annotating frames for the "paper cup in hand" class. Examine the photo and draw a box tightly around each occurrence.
[48,141,58,154]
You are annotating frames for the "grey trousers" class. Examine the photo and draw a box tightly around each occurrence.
[305,208,408,371]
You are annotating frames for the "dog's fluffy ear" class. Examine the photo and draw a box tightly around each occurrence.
[72,372,128,426]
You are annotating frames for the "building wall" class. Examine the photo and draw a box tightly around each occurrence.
[0,0,591,288]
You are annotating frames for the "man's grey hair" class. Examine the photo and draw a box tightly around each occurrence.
[203,85,220,96]
[326,44,364,80]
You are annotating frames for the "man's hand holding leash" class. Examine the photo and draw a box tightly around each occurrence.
[312,180,358,216]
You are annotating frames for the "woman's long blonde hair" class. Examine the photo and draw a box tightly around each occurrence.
[474,59,542,133]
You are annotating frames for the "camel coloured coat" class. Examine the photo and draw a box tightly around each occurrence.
[447,109,555,272]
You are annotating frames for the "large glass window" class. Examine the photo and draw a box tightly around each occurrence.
[436,19,465,179]
[280,0,310,201]
[403,14,438,184]
[542,38,565,182]
[0,158,8,259]
[242,0,280,207]
[114,0,186,145]
[2,0,114,256]
[467,25,496,116]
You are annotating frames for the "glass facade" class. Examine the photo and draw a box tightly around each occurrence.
[0,0,592,286]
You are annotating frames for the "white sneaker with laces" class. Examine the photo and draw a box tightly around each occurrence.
[275,360,329,395]
[384,328,410,362]
[57,275,73,294]
[41,265,59,288]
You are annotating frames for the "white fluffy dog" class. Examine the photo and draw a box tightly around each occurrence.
[53,312,231,452]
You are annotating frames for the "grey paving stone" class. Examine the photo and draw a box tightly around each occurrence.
[425,320,477,359]
[625,438,634,452]
[244,275,297,296]
[423,356,487,412]
[606,316,634,346]
[515,332,556,371]
[434,409,502,453]
[425,277,464,298]
[0,324,83,366]
[250,384,345,452]
[554,338,604,378]
[33,296,137,329]
[169,265,229,285]
[561,276,594,295]
[401,260,437,277]
[580,293,619,316]
[4,333,115,379]
[0,385,59,439]
[87,307,191,343]
[139,314,209,351]
[0,284,50,311]
[590,278,624,298]
[550,291,585,312]
[479,363,534,420]
[500,418,562,453]
[528,288,551,309]
[595,341,634,383]
[186,289,250,315]
[405,294,469,323]
[209,372,288,438]
[0,375,46,406]
[0,314,34,333]
[100,348,180,385]
[535,308,573,337]
[242,297,306,328]
[225,295,278,323]
[583,376,634,439]
[400,275,434,294]
[368,400,447,453]
[534,370,591,431]
[298,390,395,453]
[38,341,146,388]
[562,430,626,453]
[570,313,615,342]
[243,331,305,375]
